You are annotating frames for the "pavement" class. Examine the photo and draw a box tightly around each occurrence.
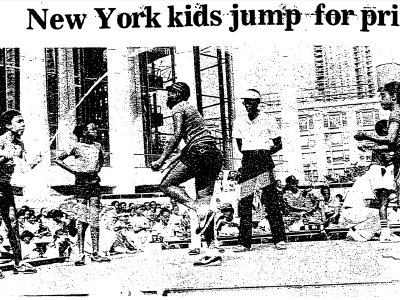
[1,240,400,298]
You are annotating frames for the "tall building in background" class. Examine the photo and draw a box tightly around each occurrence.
[313,46,375,102]
[296,45,379,185]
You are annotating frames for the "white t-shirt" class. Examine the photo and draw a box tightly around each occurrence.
[233,112,280,151]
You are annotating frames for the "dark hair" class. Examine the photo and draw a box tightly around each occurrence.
[73,122,96,140]
[166,82,190,101]
[20,230,34,240]
[20,205,30,211]
[320,186,330,194]
[384,81,400,103]
[16,210,26,219]
[286,175,298,185]
[73,124,86,139]
[49,209,63,219]
[0,110,22,134]
[111,201,119,207]
[335,194,344,202]
[375,119,388,136]
[160,208,170,215]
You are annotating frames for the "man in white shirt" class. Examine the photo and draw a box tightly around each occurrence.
[233,89,287,252]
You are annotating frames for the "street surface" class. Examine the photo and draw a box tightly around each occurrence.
[1,240,400,298]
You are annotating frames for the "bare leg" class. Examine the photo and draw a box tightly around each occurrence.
[77,221,89,255]
[160,161,198,210]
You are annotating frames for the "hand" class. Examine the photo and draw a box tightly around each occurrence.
[151,159,164,171]
[32,153,43,166]
[354,132,366,141]
[357,145,366,152]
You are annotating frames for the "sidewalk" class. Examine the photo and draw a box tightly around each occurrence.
[1,240,400,297]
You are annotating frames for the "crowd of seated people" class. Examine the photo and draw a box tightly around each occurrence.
[2,171,399,265]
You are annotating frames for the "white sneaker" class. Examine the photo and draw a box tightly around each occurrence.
[381,232,400,243]
[346,228,367,242]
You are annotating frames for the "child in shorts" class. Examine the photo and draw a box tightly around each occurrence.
[54,123,110,265]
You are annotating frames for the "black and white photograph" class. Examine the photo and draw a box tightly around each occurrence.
[1,0,400,298]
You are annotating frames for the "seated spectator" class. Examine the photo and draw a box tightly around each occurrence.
[17,210,26,233]
[216,204,240,237]
[129,206,136,217]
[99,203,119,256]
[152,208,176,241]
[283,175,322,230]
[0,215,8,242]
[180,212,191,238]
[24,214,40,236]
[130,205,151,232]
[129,205,151,246]
[25,209,36,219]
[0,235,13,263]
[111,201,120,212]
[20,230,41,260]
[144,202,151,212]
[128,203,136,212]
[119,202,127,214]
[111,213,137,254]
[145,201,159,226]
[321,187,341,227]
[52,229,74,258]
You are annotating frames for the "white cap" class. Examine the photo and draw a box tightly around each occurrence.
[240,89,261,99]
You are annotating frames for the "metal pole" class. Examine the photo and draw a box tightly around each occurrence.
[193,46,203,115]
[217,48,228,169]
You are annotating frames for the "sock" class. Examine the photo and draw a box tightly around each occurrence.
[189,210,201,250]
[380,219,389,230]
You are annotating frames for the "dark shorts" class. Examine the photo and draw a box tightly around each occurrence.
[180,142,223,189]
[74,173,101,200]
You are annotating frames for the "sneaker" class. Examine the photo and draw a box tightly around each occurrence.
[13,262,37,274]
[208,241,225,253]
[345,228,367,242]
[233,245,251,252]
[196,211,216,235]
[382,251,400,260]
[188,248,201,256]
[74,255,86,266]
[380,232,400,243]
[0,270,4,279]
[274,241,287,250]
[193,256,222,266]
[91,254,111,263]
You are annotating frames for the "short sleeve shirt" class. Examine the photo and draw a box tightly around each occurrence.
[233,112,281,151]
[172,101,214,147]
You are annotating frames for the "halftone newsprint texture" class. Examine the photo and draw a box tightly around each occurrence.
[1,1,400,299]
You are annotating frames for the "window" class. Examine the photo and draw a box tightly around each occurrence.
[326,149,350,164]
[325,132,344,146]
[304,169,318,182]
[46,48,110,165]
[73,48,110,166]
[0,48,20,112]
[356,109,380,127]
[323,112,347,129]
[299,115,314,132]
